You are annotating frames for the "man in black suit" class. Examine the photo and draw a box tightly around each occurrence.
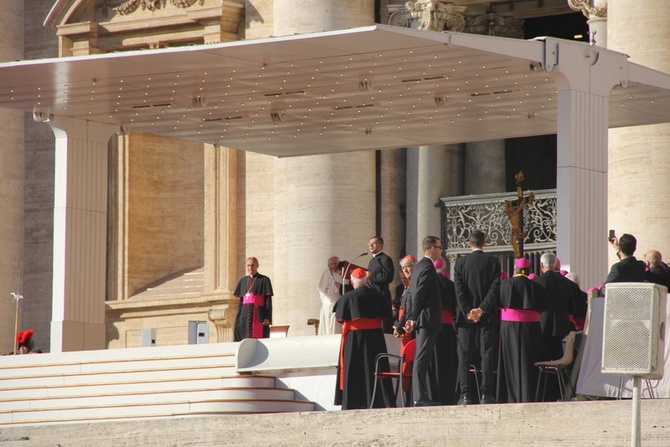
[533,252,578,361]
[404,236,443,406]
[644,250,670,289]
[453,230,501,405]
[367,236,395,333]
[605,233,646,284]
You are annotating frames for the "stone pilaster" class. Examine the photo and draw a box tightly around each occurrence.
[0,0,24,355]
[203,145,238,343]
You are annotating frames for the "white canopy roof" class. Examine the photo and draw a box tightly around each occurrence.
[0,24,669,157]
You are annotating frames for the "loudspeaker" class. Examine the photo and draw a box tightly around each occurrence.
[141,328,156,347]
[602,282,667,379]
[188,321,209,344]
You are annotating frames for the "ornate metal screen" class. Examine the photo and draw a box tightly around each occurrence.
[440,189,557,273]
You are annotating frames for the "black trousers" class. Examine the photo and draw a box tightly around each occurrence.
[456,323,497,398]
[412,325,439,403]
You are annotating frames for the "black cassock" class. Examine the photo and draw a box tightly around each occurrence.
[333,285,394,410]
[233,273,273,341]
[430,274,458,405]
[497,275,549,403]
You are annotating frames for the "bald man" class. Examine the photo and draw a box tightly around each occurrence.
[644,250,670,289]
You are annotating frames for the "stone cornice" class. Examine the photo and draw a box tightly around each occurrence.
[115,0,206,16]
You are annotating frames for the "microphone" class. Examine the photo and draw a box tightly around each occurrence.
[341,251,369,294]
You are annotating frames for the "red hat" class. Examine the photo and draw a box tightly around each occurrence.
[433,258,446,270]
[17,329,34,345]
[515,258,531,269]
[351,268,367,280]
[500,270,509,280]
[401,255,418,263]
[528,273,537,280]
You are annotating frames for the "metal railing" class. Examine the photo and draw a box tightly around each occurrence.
[440,189,557,274]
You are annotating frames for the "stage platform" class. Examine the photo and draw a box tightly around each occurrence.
[1,399,670,446]
[2,316,670,445]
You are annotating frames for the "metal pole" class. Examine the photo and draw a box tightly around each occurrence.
[631,376,641,447]
[14,299,19,354]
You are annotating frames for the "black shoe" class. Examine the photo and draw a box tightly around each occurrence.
[480,394,497,404]
[414,399,440,407]
[457,395,473,405]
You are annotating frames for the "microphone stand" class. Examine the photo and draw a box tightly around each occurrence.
[341,252,368,295]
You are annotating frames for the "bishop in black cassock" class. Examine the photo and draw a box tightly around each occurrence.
[497,258,549,403]
[233,257,274,341]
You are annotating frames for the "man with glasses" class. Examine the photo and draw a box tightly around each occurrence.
[404,236,444,406]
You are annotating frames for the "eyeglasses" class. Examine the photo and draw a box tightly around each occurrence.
[433,246,443,250]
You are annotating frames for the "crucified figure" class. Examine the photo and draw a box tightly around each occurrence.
[504,171,534,259]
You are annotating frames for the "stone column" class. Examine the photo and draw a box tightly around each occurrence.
[608,0,670,271]
[464,140,506,194]
[273,153,376,337]
[380,148,407,264]
[460,12,525,197]
[0,0,24,354]
[245,1,379,337]
[569,0,608,47]
[47,117,118,352]
[403,8,519,257]
[274,0,376,36]
[407,144,464,255]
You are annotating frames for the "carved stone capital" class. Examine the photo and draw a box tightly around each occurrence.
[464,13,524,39]
[207,297,239,343]
[405,1,466,32]
[387,6,412,28]
[568,0,608,20]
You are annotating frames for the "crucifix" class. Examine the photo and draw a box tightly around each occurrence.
[503,171,534,259]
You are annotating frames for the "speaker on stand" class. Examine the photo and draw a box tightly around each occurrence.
[602,282,667,447]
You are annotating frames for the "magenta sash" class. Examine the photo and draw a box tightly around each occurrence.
[500,308,540,323]
[243,293,266,338]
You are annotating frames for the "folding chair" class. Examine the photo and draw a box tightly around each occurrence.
[370,339,416,408]
[535,331,577,401]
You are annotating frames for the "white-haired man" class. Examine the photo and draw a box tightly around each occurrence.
[333,268,393,410]
[532,251,579,362]
[317,256,342,335]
